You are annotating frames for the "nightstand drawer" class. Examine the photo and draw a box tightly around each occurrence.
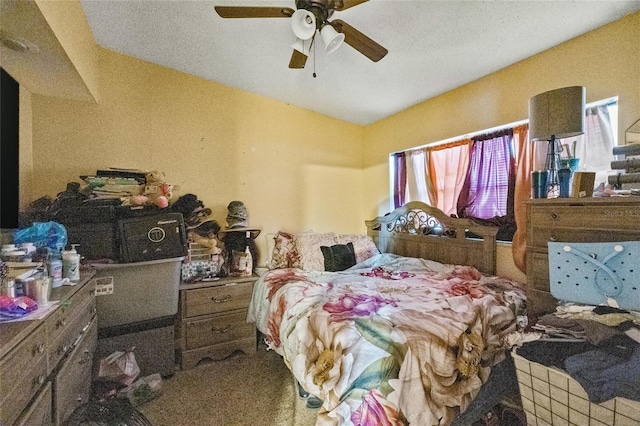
[184,310,254,350]
[184,281,254,317]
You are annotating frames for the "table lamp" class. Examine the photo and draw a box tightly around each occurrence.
[529,86,585,197]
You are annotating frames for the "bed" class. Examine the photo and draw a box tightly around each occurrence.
[247,201,526,425]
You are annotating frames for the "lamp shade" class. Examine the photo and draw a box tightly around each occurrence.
[529,86,586,141]
[291,9,316,40]
[320,24,344,54]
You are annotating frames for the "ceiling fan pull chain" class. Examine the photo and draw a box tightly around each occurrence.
[313,35,317,78]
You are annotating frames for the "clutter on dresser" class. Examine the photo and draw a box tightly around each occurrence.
[608,118,640,189]
[609,143,640,188]
[217,201,261,277]
[1,222,81,321]
[175,194,225,282]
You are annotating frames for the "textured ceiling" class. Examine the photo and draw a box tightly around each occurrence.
[79,0,640,125]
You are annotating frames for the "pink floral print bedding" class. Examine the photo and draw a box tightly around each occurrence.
[247,253,526,425]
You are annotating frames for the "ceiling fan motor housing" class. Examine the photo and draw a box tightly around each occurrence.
[296,0,333,28]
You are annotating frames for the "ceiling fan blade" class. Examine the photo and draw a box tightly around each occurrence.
[214,6,294,18]
[289,49,308,69]
[330,19,388,62]
[333,0,368,11]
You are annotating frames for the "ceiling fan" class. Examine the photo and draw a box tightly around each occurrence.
[214,0,388,69]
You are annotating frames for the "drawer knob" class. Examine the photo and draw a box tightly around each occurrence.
[550,235,558,242]
[57,318,67,328]
[212,295,231,303]
[33,375,45,387]
[550,213,558,220]
[211,325,232,334]
[79,350,91,365]
[33,343,45,355]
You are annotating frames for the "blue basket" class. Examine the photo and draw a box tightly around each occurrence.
[548,241,640,311]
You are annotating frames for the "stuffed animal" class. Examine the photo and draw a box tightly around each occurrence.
[143,170,173,208]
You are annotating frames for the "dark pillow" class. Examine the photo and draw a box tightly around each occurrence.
[321,242,357,272]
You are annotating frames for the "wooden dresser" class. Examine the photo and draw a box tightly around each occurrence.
[176,275,257,370]
[526,197,640,314]
[0,270,97,426]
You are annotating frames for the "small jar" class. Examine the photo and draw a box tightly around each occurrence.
[1,279,16,298]
[2,250,26,262]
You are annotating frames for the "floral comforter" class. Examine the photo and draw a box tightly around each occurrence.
[247,254,526,425]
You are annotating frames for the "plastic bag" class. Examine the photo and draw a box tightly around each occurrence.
[13,221,67,251]
[98,350,141,386]
[119,373,163,406]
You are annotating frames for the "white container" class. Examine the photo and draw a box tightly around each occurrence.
[62,244,81,282]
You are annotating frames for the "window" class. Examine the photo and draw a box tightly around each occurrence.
[390,97,618,241]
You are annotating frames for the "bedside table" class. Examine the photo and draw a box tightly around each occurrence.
[176,275,257,370]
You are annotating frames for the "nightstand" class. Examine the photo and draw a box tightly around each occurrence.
[176,275,257,370]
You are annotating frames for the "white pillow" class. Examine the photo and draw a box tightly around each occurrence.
[293,232,337,271]
[335,234,380,264]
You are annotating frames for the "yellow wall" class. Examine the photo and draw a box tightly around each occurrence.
[35,0,100,101]
[363,11,640,219]
[28,49,363,265]
[20,10,640,279]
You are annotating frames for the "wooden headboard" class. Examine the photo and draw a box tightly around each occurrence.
[366,201,498,275]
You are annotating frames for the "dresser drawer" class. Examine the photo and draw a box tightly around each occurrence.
[0,323,47,396]
[48,292,96,370]
[528,226,640,251]
[184,280,254,317]
[53,317,97,425]
[184,310,254,350]
[0,344,47,425]
[47,282,96,344]
[15,382,52,426]
[529,204,640,229]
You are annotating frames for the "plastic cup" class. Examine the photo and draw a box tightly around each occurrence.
[532,171,549,198]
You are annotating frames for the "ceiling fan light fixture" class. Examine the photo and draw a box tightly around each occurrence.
[291,38,310,55]
[320,23,344,54]
[291,9,316,40]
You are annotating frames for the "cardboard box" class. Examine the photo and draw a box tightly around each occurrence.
[571,172,596,198]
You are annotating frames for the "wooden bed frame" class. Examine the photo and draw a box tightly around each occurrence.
[366,201,498,275]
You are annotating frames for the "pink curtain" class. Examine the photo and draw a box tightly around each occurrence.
[511,124,530,273]
[428,139,471,215]
[405,148,436,206]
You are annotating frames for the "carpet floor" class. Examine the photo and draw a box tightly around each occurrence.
[137,347,318,426]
